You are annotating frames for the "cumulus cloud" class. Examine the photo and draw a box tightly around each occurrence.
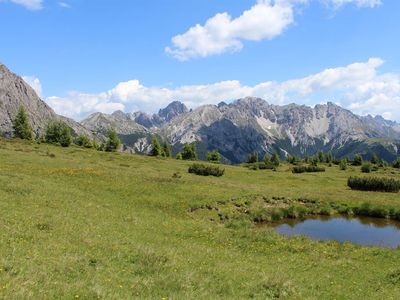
[3,0,44,10]
[22,75,43,97]
[44,58,400,122]
[166,0,297,61]
[166,0,382,60]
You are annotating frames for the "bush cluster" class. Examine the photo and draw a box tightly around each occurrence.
[348,176,400,193]
[45,120,72,147]
[188,163,225,177]
[393,159,400,169]
[292,165,326,174]
[361,162,372,173]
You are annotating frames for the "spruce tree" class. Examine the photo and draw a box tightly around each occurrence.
[182,143,197,160]
[12,106,32,140]
[271,152,280,167]
[247,152,258,163]
[45,120,72,147]
[352,154,363,166]
[207,150,221,163]
[150,136,162,156]
[371,153,379,164]
[104,128,121,152]
[162,142,172,158]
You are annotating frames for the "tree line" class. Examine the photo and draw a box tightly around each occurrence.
[11,105,400,167]
[11,106,121,152]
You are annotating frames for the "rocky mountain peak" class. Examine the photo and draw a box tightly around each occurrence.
[158,101,188,122]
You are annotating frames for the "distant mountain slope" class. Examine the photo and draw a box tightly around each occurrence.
[1,63,399,162]
[0,64,91,138]
[82,97,400,163]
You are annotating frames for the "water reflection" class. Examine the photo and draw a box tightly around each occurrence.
[271,216,400,248]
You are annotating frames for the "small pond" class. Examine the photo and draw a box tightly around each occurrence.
[271,216,400,248]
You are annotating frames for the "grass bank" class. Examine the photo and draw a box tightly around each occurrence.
[1,138,400,299]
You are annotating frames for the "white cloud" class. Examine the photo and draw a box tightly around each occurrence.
[166,0,297,61]
[44,58,400,122]
[58,2,70,8]
[166,0,382,60]
[323,0,382,8]
[8,0,43,10]
[22,75,43,97]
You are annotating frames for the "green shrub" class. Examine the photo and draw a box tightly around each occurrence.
[339,160,347,170]
[75,134,93,148]
[352,154,363,166]
[393,159,400,169]
[361,162,372,173]
[104,128,121,152]
[150,136,162,156]
[271,152,280,167]
[12,106,33,140]
[247,152,258,163]
[182,143,197,160]
[292,165,325,173]
[207,150,221,163]
[188,163,225,177]
[45,120,72,147]
[348,176,400,193]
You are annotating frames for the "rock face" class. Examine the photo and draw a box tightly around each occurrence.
[82,97,400,162]
[1,63,399,162]
[0,63,91,138]
[81,110,153,153]
[133,100,189,128]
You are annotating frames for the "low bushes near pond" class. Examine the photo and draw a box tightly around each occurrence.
[188,163,225,177]
[292,165,326,174]
[348,176,400,193]
[189,195,400,225]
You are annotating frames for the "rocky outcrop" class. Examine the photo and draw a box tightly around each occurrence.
[1,63,399,162]
[0,63,92,138]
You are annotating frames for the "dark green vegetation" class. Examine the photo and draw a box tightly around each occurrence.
[1,138,400,298]
[188,163,225,177]
[348,176,400,193]
[44,120,73,147]
[292,165,326,174]
[12,106,32,140]
[104,128,121,152]
[206,150,221,164]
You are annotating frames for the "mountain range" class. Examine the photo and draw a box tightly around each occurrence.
[1,63,399,163]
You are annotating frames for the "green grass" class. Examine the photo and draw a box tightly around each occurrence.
[1,138,400,299]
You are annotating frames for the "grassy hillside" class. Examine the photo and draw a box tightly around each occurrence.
[1,138,400,299]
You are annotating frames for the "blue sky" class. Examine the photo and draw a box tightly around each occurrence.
[0,0,399,121]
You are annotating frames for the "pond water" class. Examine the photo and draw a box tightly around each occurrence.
[271,216,400,248]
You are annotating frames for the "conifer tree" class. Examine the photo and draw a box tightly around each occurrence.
[12,106,32,140]
[271,152,280,167]
[150,136,162,156]
[104,128,121,152]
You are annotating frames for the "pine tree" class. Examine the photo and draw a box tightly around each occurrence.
[247,152,258,163]
[271,152,280,167]
[104,128,121,152]
[45,120,72,147]
[150,136,162,156]
[207,150,221,163]
[182,143,197,160]
[352,154,363,166]
[162,142,172,157]
[371,153,379,164]
[264,154,271,165]
[12,106,32,140]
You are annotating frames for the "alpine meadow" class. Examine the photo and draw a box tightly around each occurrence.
[1,0,400,299]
